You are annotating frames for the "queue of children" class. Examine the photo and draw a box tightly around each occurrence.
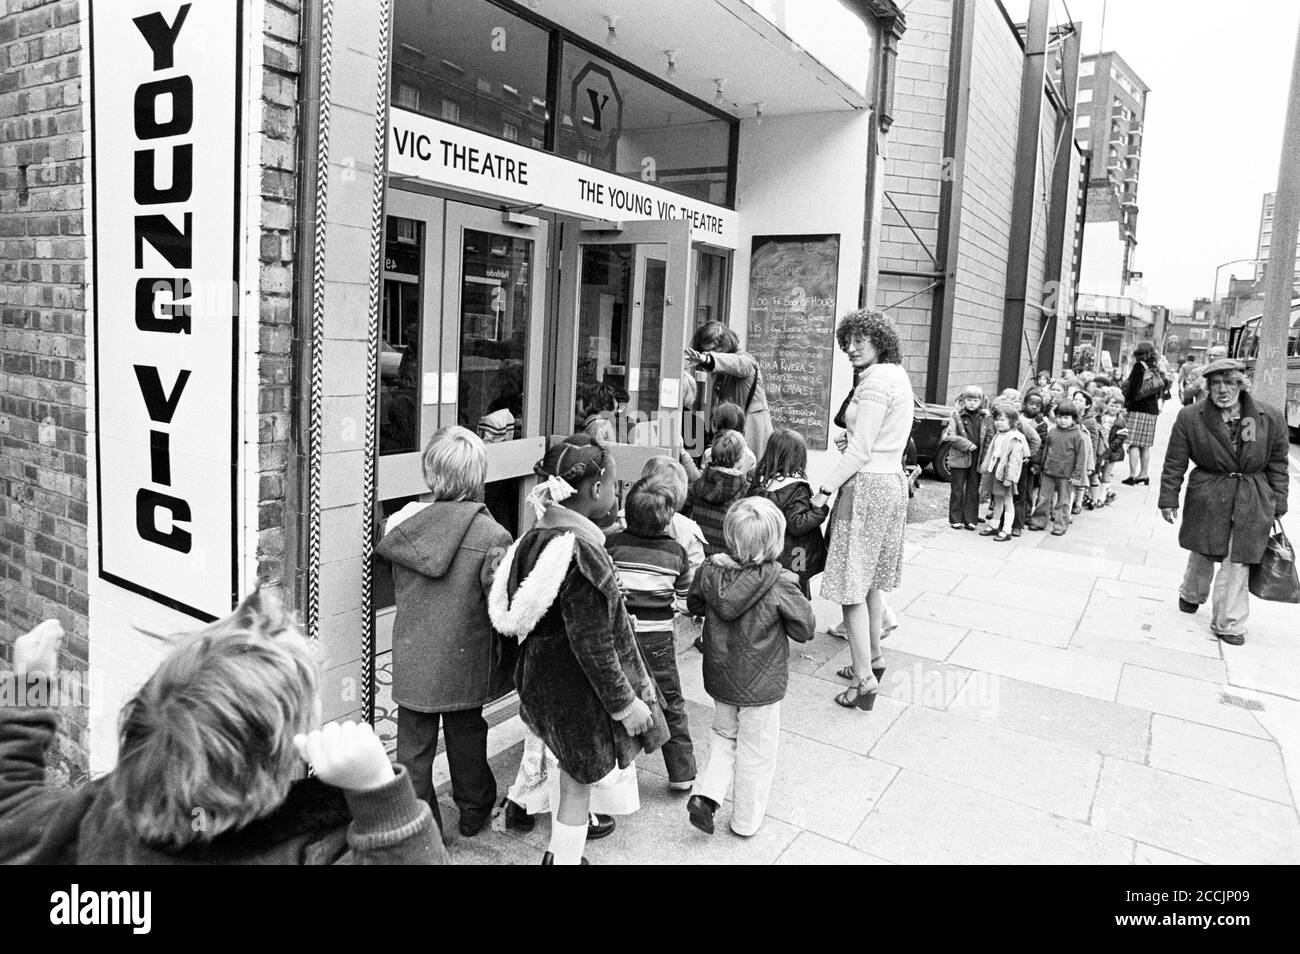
[943,371,1132,539]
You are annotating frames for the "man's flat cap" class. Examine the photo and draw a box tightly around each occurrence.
[1202,357,1247,377]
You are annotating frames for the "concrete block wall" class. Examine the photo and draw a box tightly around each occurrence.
[0,0,89,782]
[947,0,1020,403]
[877,0,950,397]
[312,0,388,722]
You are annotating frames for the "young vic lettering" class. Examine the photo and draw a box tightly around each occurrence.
[130,4,197,554]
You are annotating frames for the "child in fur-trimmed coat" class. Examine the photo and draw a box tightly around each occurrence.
[488,435,668,865]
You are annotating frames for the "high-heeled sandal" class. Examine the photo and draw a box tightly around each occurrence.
[836,663,886,681]
[834,681,878,710]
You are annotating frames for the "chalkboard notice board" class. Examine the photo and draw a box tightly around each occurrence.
[746,234,840,451]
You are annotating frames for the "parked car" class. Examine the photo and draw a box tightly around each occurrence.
[911,393,952,481]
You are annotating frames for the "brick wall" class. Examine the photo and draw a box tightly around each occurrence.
[880,1,1072,405]
[0,0,88,782]
[256,0,300,595]
[948,0,1020,401]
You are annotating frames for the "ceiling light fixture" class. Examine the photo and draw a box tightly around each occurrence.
[604,15,618,46]
[665,50,678,78]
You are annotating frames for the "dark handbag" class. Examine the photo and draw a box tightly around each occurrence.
[1136,365,1165,402]
[1248,522,1300,603]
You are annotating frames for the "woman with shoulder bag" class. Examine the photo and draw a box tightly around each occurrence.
[1121,341,1164,485]
[684,321,773,459]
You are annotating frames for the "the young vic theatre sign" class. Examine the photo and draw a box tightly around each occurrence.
[89,0,243,620]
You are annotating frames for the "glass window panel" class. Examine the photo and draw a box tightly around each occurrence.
[393,0,550,147]
[637,257,666,422]
[380,216,424,456]
[574,244,633,435]
[693,249,728,329]
[558,42,732,206]
[458,229,532,441]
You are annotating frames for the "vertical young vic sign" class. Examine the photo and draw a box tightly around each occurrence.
[89,1,242,620]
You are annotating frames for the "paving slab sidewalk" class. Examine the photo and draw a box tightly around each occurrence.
[415,401,1300,864]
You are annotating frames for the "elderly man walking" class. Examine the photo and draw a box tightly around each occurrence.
[1158,358,1291,645]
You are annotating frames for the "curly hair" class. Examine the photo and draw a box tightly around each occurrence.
[835,309,902,364]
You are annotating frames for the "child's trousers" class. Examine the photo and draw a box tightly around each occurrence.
[1034,475,1073,532]
[397,705,494,835]
[1012,468,1034,531]
[636,628,695,784]
[948,465,980,525]
[694,700,781,836]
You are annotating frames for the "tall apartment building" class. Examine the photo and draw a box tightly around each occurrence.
[1255,192,1300,289]
[1070,49,1150,370]
[1075,50,1148,291]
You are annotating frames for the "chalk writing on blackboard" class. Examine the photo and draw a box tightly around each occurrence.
[746,234,839,451]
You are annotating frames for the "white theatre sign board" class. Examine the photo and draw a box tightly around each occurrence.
[389,109,739,249]
[89,0,242,620]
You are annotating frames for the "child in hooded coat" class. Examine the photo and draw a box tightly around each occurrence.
[685,497,815,839]
[686,430,752,556]
[747,428,829,598]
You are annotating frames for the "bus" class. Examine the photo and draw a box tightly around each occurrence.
[1227,296,1300,432]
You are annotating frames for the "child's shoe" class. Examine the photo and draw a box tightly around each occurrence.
[1071,503,1082,515]
[1105,491,1117,505]
[587,812,616,840]
[993,531,1012,542]
[979,526,998,536]
[1082,496,1094,510]
[669,779,695,793]
[687,795,718,834]
[541,852,589,865]
[502,797,535,833]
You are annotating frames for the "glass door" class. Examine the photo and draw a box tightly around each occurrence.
[443,202,549,536]
[555,218,691,480]
[376,197,549,537]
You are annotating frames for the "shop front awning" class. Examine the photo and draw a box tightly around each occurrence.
[1076,292,1152,325]
[525,0,873,115]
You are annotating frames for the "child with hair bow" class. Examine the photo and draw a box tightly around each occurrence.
[489,435,668,865]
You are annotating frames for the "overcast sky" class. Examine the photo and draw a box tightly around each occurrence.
[999,0,1300,309]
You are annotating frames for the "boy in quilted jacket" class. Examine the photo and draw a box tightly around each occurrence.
[685,497,815,838]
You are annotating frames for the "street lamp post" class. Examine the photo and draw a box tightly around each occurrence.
[1210,258,1264,348]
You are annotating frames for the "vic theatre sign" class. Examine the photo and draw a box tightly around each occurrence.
[89,0,243,621]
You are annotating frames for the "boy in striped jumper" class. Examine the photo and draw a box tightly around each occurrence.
[606,478,695,791]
